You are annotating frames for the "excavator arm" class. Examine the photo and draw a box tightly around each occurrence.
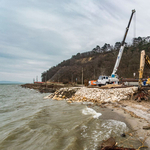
[139,50,145,88]
[139,50,150,88]
[145,55,150,68]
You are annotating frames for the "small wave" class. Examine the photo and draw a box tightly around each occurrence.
[101,119,128,133]
[82,107,102,119]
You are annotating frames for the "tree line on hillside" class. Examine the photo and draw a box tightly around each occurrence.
[41,36,150,83]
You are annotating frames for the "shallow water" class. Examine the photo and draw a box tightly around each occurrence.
[0,85,143,150]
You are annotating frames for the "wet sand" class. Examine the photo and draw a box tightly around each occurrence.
[90,100,150,149]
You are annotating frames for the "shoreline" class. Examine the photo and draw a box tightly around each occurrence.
[96,102,150,149]
[71,101,150,149]
[74,101,150,149]
[111,100,150,149]
[45,86,150,149]
[85,101,150,149]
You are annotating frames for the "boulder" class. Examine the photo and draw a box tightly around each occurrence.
[100,137,116,148]
[143,124,150,130]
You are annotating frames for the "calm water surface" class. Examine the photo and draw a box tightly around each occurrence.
[0,85,142,150]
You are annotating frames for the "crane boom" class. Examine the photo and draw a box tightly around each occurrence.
[111,9,136,77]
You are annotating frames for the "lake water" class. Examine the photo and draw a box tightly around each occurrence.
[0,85,143,150]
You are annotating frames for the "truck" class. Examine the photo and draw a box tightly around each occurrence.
[96,75,118,86]
[95,9,136,86]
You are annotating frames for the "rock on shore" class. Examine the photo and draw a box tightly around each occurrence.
[46,87,138,103]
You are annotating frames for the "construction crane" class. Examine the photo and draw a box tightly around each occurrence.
[111,9,136,77]
[95,9,136,86]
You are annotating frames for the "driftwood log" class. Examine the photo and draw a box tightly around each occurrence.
[99,137,136,150]
[101,147,135,150]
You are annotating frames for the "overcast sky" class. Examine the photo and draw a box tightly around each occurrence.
[0,0,150,83]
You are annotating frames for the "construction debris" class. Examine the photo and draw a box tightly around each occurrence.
[134,88,149,102]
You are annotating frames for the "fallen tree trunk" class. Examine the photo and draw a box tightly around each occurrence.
[101,147,135,150]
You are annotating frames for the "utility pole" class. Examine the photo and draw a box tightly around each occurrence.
[72,74,73,83]
[58,74,59,83]
[82,67,83,85]
[46,74,47,90]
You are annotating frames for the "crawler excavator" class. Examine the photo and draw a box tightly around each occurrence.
[135,50,150,101]
[139,50,150,88]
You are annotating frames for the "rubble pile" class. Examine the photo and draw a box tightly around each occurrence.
[46,87,80,100]
[47,87,138,103]
[72,87,137,103]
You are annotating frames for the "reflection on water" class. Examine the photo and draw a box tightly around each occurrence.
[0,85,143,150]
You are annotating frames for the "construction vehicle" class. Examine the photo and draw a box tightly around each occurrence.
[96,75,118,86]
[134,50,150,101]
[88,80,97,86]
[138,50,150,88]
[95,9,136,86]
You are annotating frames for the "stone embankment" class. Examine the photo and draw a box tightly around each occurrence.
[21,83,64,93]
[46,87,138,103]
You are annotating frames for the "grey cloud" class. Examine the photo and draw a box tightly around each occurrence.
[0,0,150,82]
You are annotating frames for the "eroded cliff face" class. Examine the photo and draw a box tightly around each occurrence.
[45,87,138,103]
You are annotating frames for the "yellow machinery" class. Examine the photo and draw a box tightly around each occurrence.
[146,78,150,84]
[139,50,150,88]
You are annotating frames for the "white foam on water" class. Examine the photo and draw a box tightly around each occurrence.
[101,119,128,134]
[82,102,93,105]
[82,107,102,119]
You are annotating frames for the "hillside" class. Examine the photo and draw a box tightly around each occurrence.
[41,37,150,84]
